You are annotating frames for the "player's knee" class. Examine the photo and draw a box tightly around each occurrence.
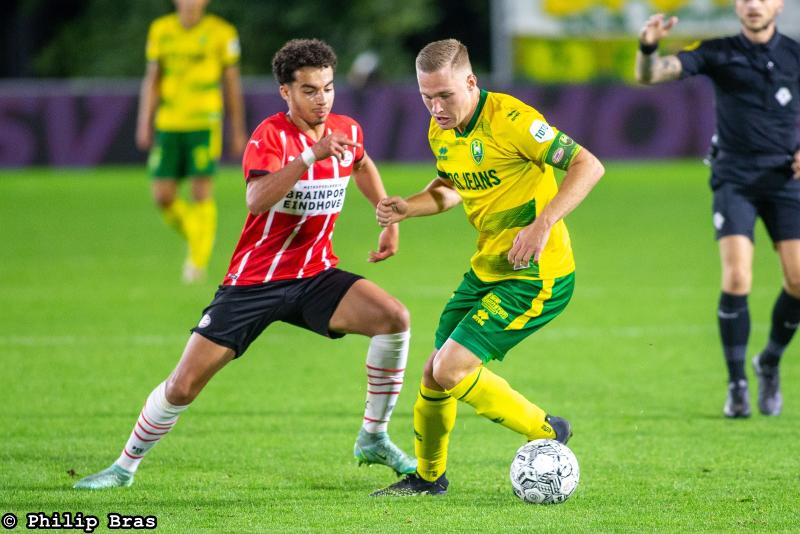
[784,276,800,297]
[154,194,174,210]
[165,376,199,406]
[431,358,461,391]
[376,299,410,334]
[192,192,211,203]
[722,269,752,294]
[191,185,212,202]
[392,302,411,332]
[422,354,437,382]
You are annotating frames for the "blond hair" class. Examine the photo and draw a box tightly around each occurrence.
[415,39,471,73]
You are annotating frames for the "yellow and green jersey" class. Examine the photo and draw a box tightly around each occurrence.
[146,13,240,133]
[429,89,582,282]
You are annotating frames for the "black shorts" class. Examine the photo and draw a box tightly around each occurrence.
[191,268,363,357]
[711,180,800,243]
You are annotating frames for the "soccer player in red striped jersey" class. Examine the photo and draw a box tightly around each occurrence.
[74,39,416,490]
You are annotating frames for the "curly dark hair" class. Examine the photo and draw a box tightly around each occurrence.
[271,39,338,85]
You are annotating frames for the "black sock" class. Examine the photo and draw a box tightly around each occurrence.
[718,292,749,382]
[760,289,800,366]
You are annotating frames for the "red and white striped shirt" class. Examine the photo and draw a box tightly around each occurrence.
[223,112,364,286]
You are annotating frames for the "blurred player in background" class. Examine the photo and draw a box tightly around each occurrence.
[136,0,247,283]
[74,38,415,490]
[636,0,800,418]
[371,39,604,496]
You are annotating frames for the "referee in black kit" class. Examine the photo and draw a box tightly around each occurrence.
[634,0,800,418]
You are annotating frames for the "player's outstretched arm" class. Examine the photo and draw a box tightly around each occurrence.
[246,132,360,215]
[507,148,604,268]
[353,153,390,207]
[223,65,248,157]
[351,152,400,263]
[136,62,160,151]
[376,177,461,227]
[635,13,683,84]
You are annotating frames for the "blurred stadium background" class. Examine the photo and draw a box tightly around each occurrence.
[2,0,798,166]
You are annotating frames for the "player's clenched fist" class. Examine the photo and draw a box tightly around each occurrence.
[376,197,408,227]
[639,13,679,45]
[507,219,551,271]
[312,131,360,161]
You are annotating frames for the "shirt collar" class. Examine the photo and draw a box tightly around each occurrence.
[736,30,781,52]
[455,89,488,138]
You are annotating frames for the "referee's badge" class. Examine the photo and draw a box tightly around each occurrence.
[775,87,792,107]
[713,212,725,231]
[198,314,211,328]
[471,139,484,165]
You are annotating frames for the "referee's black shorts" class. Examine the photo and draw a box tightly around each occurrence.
[710,161,800,243]
[191,268,363,358]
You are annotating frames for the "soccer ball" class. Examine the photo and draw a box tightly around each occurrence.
[509,439,579,504]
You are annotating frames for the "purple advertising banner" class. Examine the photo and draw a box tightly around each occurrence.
[0,79,715,167]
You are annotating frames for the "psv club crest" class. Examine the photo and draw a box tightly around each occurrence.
[471,139,484,165]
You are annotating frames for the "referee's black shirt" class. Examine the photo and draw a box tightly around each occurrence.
[677,31,799,163]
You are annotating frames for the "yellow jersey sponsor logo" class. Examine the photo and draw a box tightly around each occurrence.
[445,169,501,191]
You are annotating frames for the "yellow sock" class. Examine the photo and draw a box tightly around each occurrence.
[414,383,457,482]
[446,366,555,441]
[186,198,217,269]
[161,198,189,239]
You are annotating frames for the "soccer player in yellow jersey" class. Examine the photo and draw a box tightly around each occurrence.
[136,0,247,283]
[372,39,605,496]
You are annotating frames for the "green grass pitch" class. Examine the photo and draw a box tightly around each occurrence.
[1,161,798,532]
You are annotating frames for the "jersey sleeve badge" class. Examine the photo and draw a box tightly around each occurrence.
[530,119,555,143]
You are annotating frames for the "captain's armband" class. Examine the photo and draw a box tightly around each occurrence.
[544,133,582,170]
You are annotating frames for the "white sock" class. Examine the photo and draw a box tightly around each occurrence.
[115,382,188,473]
[362,330,410,433]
